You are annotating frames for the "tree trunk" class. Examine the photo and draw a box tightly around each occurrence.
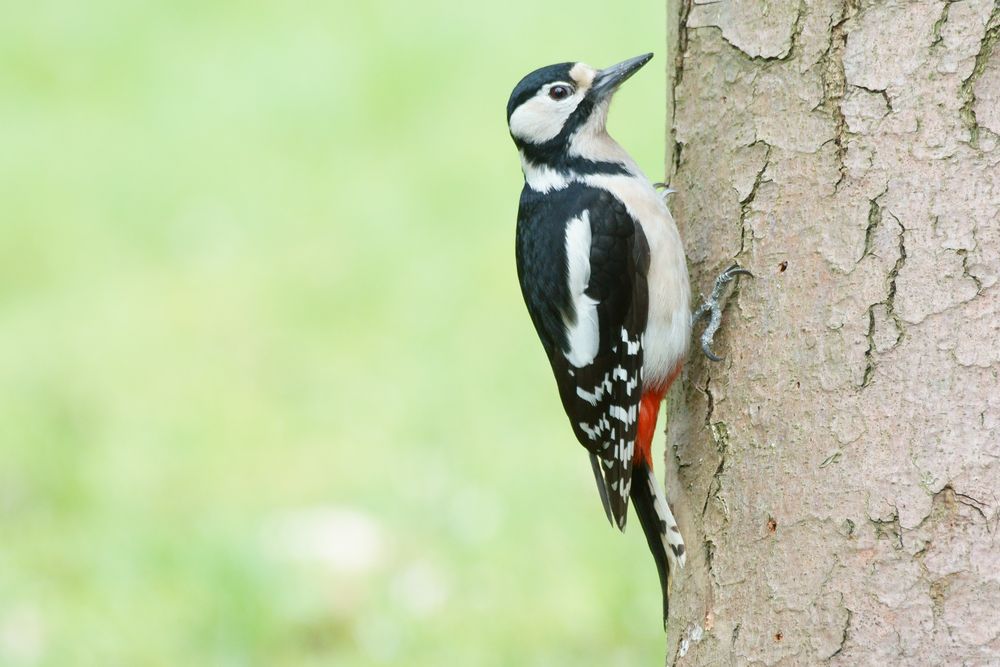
[663,0,1000,664]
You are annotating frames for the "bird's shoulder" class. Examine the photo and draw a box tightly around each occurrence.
[514,178,646,359]
[516,181,632,229]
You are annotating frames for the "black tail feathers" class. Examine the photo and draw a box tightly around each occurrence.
[630,460,670,629]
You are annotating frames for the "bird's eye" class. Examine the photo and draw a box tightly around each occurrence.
[548,85,572,101]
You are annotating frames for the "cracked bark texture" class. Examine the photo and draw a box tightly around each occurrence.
[663,0,1000,664]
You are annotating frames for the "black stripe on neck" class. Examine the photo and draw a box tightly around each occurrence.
[518,146,631,178]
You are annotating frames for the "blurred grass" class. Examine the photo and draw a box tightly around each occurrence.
[0,1,671,664]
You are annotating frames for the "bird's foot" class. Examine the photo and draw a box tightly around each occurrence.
[692,263,753,362]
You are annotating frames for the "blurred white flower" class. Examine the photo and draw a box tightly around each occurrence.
[261,506,385,574]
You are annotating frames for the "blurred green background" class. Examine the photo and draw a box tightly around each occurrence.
[0,1,670,664]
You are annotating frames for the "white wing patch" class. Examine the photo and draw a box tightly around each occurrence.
[562,212,599,367]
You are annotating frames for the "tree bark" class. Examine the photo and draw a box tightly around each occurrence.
[663,0,1000,664]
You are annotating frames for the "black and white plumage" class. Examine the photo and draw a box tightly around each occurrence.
[517,182,649,526]
[508,54,690,626]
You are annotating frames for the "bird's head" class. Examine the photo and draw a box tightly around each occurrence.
[506,53,652,165]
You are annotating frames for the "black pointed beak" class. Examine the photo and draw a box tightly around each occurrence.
[591,53,653,100]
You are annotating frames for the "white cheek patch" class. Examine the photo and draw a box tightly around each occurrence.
[509,94,577,144]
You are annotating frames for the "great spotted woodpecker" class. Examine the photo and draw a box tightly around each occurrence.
[507,53,747,626]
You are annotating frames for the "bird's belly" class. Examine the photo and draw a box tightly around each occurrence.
[642,217,691,388]
[583,174,691,387]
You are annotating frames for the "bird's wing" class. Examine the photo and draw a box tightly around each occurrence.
[516,184,649,530]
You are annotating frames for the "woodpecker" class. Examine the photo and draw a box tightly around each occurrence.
[507,53,747,626]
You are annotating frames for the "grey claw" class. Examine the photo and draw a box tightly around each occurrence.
[652,182,677,200]
[694,263,752,362]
